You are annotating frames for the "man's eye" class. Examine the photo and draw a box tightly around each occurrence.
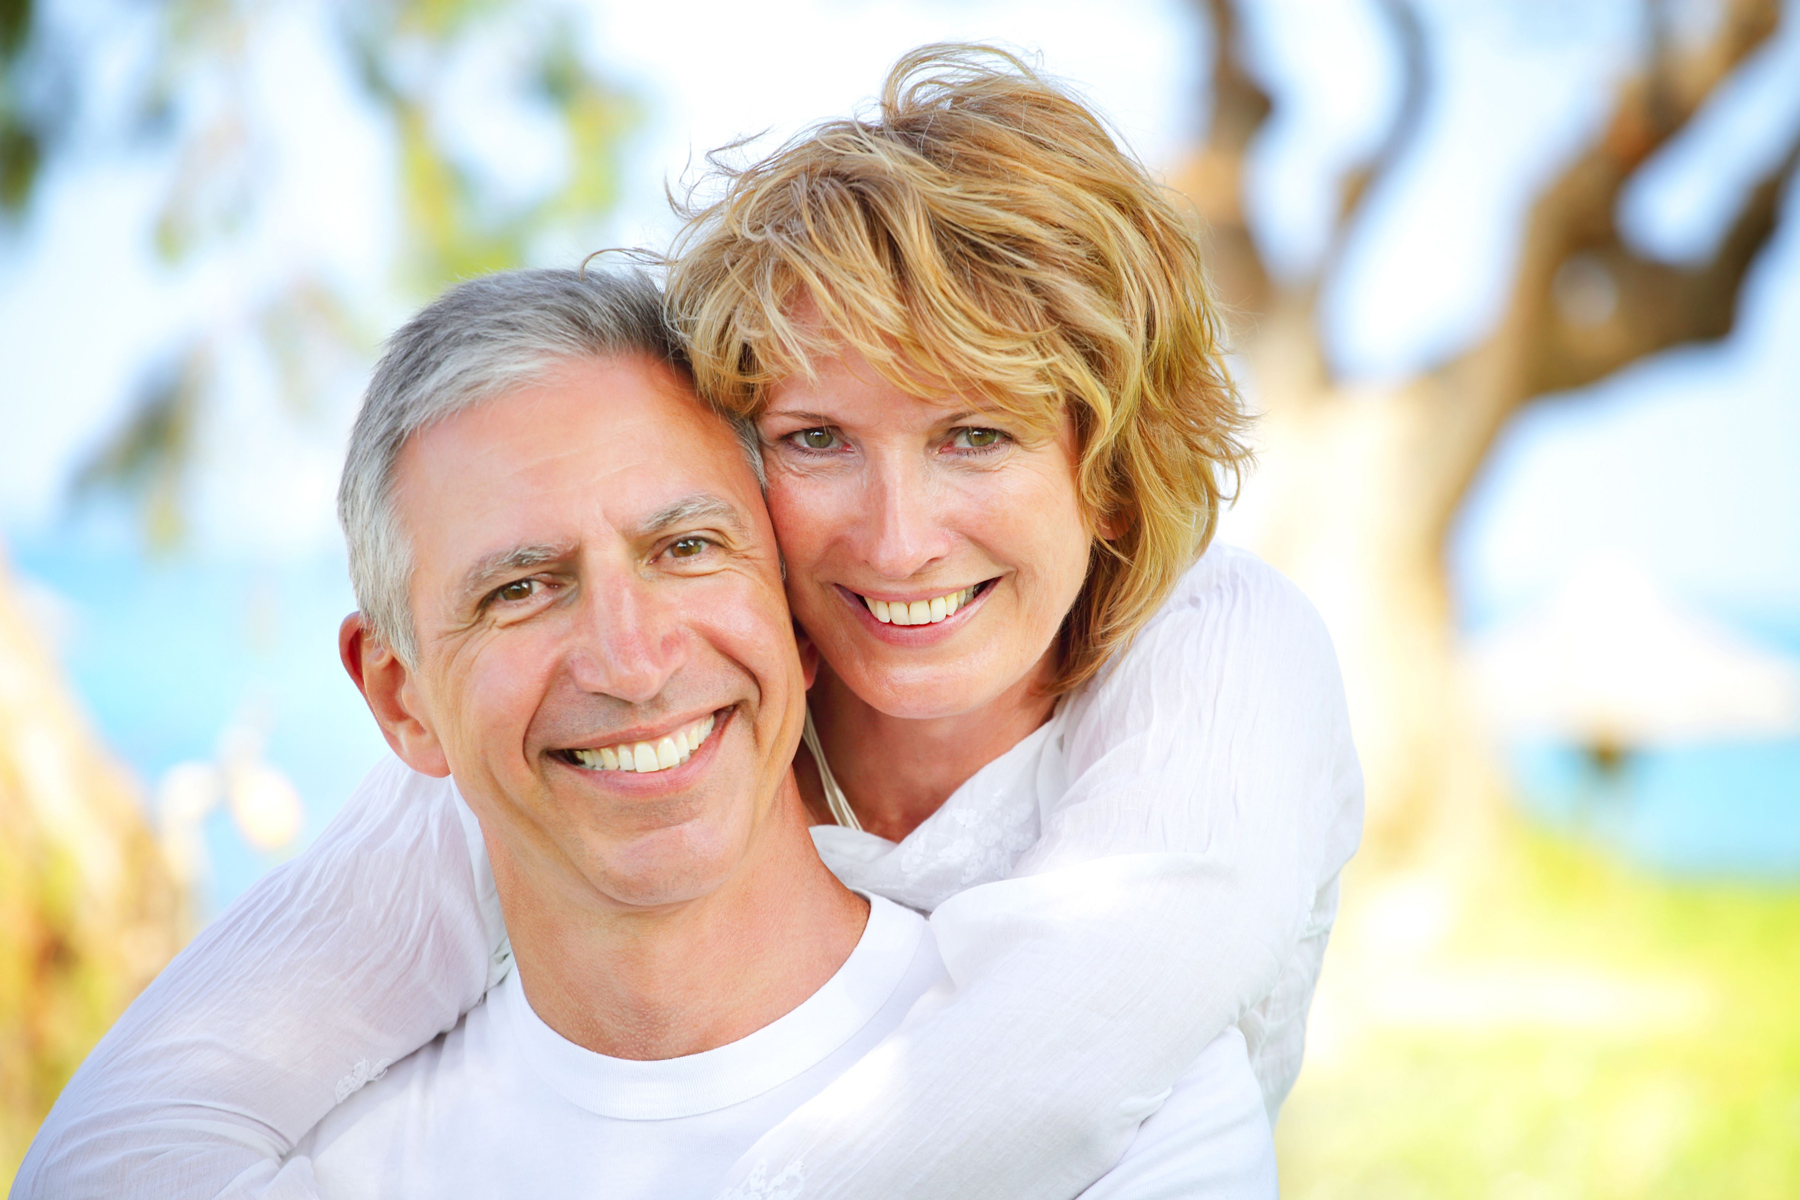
[788,428,838,451]
[495,579,535,603]
[668,536,709,559]
[952,427,1005,450]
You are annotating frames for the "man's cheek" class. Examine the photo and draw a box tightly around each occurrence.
[457,652,545,759]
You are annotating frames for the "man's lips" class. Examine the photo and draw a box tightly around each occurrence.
[841,578,998,627]
[552,708,726,775]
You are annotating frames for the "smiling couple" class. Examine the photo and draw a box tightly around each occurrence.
[17,45,1361,1200]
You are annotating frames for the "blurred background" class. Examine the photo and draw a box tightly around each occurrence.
[2,0,1797,1193]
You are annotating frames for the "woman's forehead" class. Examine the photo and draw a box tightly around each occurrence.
[762,340,1060,428]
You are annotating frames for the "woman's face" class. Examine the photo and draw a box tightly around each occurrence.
[758,348,1095,721]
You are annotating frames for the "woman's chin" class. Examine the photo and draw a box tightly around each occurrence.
[828,658,1014,723]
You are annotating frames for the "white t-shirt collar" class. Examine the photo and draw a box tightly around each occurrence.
[501,894,922,1120]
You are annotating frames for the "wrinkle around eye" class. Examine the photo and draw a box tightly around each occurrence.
[479,577,569,626]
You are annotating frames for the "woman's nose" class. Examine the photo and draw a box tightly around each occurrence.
[853,454,951,580]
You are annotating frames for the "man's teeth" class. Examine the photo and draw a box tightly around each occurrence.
[863,587,978,626]
[568,713,717,774]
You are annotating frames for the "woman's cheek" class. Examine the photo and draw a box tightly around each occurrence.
[770,480,857,589]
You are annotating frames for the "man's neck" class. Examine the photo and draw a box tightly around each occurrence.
[490,780,869,1060]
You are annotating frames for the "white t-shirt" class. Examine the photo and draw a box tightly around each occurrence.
[294,898,1275,1200]
[17,544,1359,1200]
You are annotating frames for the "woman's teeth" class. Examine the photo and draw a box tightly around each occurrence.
[569,712,716,774]
[862,586,978,626]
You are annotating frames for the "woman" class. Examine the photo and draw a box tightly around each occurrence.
[21,45,1360,1200]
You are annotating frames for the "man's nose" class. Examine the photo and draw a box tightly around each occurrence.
[565,575,686,704]
[852,450,951,580]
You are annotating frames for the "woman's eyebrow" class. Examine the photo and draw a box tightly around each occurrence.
[759,408,836,425]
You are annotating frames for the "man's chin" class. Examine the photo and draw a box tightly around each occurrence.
[579,822,749,911]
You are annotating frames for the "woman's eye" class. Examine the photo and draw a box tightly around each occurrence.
[495,579,536,603]
[668,536,709,559]
[952,427,1005,450]
[788,428,838,451]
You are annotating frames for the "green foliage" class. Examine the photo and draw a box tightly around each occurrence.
[0,0,31,57]
[1276,824,1800,1199]
[0,0,38,213]
[37,0,639,545]
[0,123,35,212]
[71,360,205,552]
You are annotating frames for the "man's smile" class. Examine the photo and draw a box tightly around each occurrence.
[552,708,727,775]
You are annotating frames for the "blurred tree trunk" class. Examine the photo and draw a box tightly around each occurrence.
[1177,0,1796,861]
[0,546,187,1183]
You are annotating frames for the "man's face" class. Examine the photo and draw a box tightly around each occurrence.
[384,354,803,911]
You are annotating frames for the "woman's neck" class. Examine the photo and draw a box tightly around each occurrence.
[805,656,1058,842]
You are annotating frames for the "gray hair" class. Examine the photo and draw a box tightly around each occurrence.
[338,267,761,667]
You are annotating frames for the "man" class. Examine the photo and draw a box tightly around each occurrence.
[80,268,1276,1198]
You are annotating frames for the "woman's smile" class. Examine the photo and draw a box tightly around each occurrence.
[835,578,999,637]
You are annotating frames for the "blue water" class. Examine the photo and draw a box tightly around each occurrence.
[13,532,388,913]
[1501,610,1800,880]
[1508,740,1800,879]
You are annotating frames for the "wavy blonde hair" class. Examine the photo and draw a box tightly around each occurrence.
[666,44,1251,694]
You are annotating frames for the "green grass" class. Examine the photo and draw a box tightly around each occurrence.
[1276,822,1800,1198]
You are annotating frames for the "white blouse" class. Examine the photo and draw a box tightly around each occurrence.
[15,544,1363,1200]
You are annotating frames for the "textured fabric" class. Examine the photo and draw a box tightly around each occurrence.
[294,898,943,1199]
[289,898,1271,1200]
[14,543,1362,1200]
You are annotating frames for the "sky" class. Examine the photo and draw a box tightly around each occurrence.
[2,0,1796,903]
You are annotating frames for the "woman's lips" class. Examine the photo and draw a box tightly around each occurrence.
[837,579,996,633]
[858,585,976,626]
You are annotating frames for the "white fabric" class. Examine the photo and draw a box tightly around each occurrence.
[295,896,932,1198]
[291,897,1274,1200]
[14,543,1361,1200]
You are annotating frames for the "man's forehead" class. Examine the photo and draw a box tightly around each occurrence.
[396,354,762,567]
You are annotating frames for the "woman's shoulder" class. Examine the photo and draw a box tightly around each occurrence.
[1140,542,1329,650]
[1163,541,1310,617]
[1071,542,1338,702]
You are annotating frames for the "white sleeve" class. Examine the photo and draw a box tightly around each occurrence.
[1074,1028,1276,1200]
[12,755,503,1200]
[717,551,1362,1200]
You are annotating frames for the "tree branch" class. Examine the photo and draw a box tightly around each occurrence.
[1420,0,1788,549]
[1506,0,1781,391]
[1319,0,1428,286]
[1172,0,1277,329]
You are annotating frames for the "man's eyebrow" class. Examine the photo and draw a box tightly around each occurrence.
[630,493,749,540]
[457,543,572,602]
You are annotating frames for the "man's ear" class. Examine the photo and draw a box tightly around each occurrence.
[794,621,821,691]
[339,613,451,778]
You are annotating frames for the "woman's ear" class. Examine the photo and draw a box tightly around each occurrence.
[1093,507,1128,541]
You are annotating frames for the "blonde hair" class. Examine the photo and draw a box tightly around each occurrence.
[667,44,1252,694]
